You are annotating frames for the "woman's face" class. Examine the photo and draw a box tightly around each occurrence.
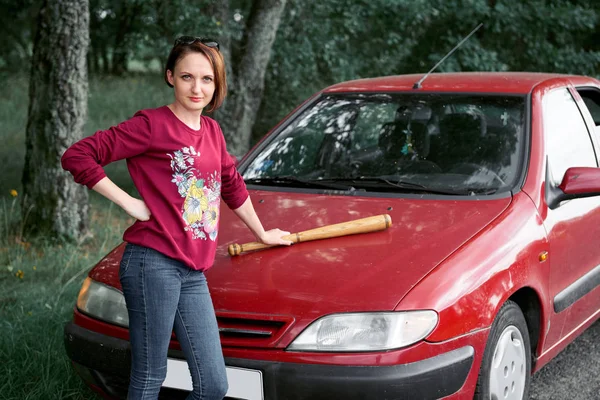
[167,52,215,113]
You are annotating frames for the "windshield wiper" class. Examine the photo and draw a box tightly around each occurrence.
[245,176,498,195]
[318,177,475,195]
[244,176,356,191]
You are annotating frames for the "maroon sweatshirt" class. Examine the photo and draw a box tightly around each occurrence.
[61,106,249,271]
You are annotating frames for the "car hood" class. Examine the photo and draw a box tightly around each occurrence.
[91,190,511,321]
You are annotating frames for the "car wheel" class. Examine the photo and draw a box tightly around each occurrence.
[474,300,531,400]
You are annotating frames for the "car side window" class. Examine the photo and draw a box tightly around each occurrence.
[576,88,600,136]
[544,88,598,185]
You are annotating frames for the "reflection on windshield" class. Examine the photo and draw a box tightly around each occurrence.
[242,93,525,195]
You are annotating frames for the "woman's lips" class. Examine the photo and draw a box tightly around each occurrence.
[189,97,203,103]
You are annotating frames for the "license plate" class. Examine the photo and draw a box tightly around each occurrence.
[162,358,264,400]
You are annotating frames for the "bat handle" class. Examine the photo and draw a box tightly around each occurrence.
[228,243,242,256]
[227,242,281,256]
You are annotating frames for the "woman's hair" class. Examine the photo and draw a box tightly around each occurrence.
[164,41,227,113]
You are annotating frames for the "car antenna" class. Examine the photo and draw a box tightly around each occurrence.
[412,23,483,90]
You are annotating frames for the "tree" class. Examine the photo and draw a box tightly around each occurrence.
[22,0,90,240]
[110,0,143,75]
[213,0,288,156]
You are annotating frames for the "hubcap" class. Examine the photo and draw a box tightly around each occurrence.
[489,325,527,400]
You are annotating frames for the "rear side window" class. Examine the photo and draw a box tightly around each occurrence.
[577,88,600,135]
[544,88,598,185]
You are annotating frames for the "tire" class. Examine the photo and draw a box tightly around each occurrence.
[474,300,532,400]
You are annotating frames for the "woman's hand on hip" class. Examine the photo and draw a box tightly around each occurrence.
[91,177,151,222]
[124,197,152,221]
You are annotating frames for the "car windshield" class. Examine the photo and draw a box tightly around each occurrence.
[242,93,526,195]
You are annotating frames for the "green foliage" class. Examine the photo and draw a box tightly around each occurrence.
[87,0,231,74]
[482,0,600,75]
[0,73,29,193]
[0,194,129,399]
[0,0,40,70]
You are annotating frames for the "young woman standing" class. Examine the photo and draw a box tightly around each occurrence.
[62,36,291,399]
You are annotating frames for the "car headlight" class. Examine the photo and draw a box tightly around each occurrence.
[77,277,129,328]
[287,311,438,352]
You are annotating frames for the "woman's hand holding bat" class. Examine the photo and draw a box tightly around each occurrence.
[258,228,293,246]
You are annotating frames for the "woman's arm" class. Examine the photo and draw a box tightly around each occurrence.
[92,177,151,221]
[232,197,292,245]
[61,111,152,189]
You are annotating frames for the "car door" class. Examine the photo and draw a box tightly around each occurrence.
[542,86,600,348]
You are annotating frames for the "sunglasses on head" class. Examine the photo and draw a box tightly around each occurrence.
[174,36,220,51]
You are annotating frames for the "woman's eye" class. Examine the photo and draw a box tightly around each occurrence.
[203,77,213,82]
[181,75,191,80]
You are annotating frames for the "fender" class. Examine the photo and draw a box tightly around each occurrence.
[396,192,550,343]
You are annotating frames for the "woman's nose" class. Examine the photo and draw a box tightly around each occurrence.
[191,79,203,93]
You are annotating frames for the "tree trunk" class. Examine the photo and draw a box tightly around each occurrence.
[206,0,232,81]
[111,1,141,75]
[22,0,90,240]
[215,0,287,156]
[100,42,110,73]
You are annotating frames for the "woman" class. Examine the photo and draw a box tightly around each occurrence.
[62,36,291,399]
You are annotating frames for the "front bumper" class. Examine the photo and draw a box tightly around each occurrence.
[64,321,474,400]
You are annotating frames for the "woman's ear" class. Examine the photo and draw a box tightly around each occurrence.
[166,69,174,86]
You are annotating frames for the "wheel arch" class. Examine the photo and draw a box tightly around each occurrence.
[509,287,542,363]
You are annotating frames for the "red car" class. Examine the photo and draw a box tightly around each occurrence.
[65,72,600,400]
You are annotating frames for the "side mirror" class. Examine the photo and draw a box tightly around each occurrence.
[547,167,600,209]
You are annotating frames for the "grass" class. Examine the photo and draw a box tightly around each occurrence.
[0,197,131,399]
[0,72,171,399]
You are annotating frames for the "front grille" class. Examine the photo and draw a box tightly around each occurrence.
[169,312,294,348]
[217,312,294,348]
[219,327,273,337]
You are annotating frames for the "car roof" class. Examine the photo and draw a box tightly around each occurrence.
[324,72,597,95]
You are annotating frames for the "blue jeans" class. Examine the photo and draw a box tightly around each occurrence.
[119,243,228,400]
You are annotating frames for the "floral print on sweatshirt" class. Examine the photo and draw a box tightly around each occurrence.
[168,146,221,241]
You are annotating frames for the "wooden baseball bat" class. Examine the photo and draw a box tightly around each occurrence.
[228,214,392,256]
